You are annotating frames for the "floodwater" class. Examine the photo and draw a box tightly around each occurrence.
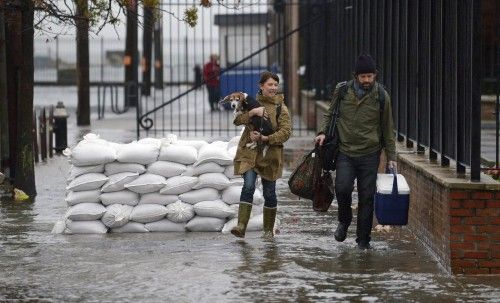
[0,156,499,302]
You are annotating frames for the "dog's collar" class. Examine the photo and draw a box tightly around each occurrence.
[242,92,248,100]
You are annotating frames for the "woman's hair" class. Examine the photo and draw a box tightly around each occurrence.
[259,71,279,85]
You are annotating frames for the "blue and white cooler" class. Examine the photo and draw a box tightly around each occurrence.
[374,173,410,225]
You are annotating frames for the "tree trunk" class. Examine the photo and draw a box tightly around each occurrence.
[5,1,22,188]
[76,0,90,126]
[4,0,35,195]
[0,9,9,177]
[124,1,138,107]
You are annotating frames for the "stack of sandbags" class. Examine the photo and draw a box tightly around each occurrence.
[53,133,272,234]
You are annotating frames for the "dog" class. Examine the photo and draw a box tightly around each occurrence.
[220,92,275,156]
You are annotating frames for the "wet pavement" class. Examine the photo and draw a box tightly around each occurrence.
[0,155,499,302]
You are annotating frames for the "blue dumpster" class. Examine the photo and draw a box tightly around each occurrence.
[220,68,264,101]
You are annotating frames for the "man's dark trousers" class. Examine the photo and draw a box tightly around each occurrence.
[334,151,380,244]
[207,85,220,110]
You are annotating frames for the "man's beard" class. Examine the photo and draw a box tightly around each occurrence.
[360,82,374,90]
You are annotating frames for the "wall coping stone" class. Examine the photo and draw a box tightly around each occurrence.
[397,144,500,190]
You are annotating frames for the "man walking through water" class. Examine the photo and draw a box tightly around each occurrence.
[315,54,397,249]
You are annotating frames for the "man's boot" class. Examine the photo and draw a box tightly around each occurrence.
[263,207,277,238]
[231,202,252,238]
[334,222,349,242]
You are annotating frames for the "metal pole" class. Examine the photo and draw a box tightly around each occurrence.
[470,0,481,181]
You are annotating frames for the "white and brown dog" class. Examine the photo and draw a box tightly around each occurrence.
[220,92,274,156]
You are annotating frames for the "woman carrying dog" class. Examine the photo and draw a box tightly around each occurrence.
[230,71,292,238]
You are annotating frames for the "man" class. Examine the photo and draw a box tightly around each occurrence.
[315,54,397,249]
[203,54,221,111]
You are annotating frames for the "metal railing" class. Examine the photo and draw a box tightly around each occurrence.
[302,0,485,181]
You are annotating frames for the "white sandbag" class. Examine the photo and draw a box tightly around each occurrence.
[159,176,198,195]
[227,135,241,150]
[66,173,109,192]
[104,162,146,176]
[193,173,230,190]
[147,161,187,178]
[51,219,66,234]
[110,222,149,233]
[182,162,224,177]
[101,204,133,228]
[69,142,116,166]
[193,200,234,219]
[175,139,208,150]
[137,137,163,149]
[101,172,139,193]
[139,193,178,205]
[158,145,198,164]
[185,216,225,232]
[178,188,219,205]
[227,146,237,159]
[224,165,238,179]
[124,173,167,194]
[68,164,105,182]
[145,219,186,232]
[65,190,101,206]
[130,204,168,223]
[66,203,107,221]
[165,201,195,223]
[194,142,233,166]
[221,185,242,204]
[107,142,125,153]
[116,142,160,165]
[221,217,237,234]
[229,178,244,186]
[65,220,108,234]
[100,190,140,206]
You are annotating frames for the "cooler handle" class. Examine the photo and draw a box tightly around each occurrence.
[388,168,398,195]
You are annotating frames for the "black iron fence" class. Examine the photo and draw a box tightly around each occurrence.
[302,0,486,181]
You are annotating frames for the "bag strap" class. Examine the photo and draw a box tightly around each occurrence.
[326,81,348,137]
[377,84,386,145]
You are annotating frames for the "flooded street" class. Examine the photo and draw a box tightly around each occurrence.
[0,155,499,302]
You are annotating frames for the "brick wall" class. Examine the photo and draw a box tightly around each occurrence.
[399,153,500,274]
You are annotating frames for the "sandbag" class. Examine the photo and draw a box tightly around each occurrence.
[193,200,234,219]
[185,216,225,232]
[158,145,198,164]
[66,173,108,192]
[178,188,219,205]
[65,190,101,206]
[104,162,146,176]
[130,204,168,223]
[124,173,167,194]
[101,172,139,193]
[139,193,178,205]
[110,222,149,233]
[147,161,187,178]
[159,176,198,195]
[145,219,186,232]
[182,162,224,177]
[68,164,105,182]
[116,142,160,165]
[165,201,195,223]
[194,142,233,166]
[192,173,230,190]
[100,190,140,206]
[69,142,116,166]
[101,204,133,228]
[66,203,107,221]
[65,220,108,234]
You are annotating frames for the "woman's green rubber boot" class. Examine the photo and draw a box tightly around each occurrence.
[231,202,252,238]
[263,207,277,238]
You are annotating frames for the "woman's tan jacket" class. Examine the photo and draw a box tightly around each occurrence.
[233,94,292,181]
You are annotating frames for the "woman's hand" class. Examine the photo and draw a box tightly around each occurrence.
[250,131,262,142]
[249,107,268,118]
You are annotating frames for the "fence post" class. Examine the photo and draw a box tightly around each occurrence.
[39,107,47,161]
[33,109,38,163]
[48,106,53,158]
